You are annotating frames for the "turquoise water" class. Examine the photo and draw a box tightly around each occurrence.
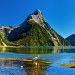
[0,46,75,75]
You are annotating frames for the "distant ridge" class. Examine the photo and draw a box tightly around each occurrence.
[66,34,75,46]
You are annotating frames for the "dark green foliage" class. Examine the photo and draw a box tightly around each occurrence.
[58,35,71,46]
[5,19,70,46]
[0,20,70,46]
[13,21,53,46]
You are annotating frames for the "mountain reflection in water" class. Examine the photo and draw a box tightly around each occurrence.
[0,46,75,75]
[1,46,75,54]
[0,58,51,75]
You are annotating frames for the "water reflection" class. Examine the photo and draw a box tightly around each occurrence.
[24,59,51,75]
[0,46,75,54]
[0,58,51,75]
[0,46,75,75]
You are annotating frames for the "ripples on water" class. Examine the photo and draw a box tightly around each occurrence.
[0,46,75,75]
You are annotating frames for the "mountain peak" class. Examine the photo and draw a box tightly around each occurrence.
[26,9,45,27]
[3,10,70,46]
[33,9,42,15]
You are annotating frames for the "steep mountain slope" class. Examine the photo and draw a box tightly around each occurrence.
[5,10,70,46]
[66,34,75,46]
[0,26,16,46]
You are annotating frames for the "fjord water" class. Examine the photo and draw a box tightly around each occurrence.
[0,46,75,75]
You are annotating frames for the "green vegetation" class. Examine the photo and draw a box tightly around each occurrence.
[0,10,70,46]
[0,31,19,46]
[0,31,5,46]
[0,19,70,46]
[13,20,53,46]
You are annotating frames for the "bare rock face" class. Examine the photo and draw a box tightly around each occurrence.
[28,10,45,28]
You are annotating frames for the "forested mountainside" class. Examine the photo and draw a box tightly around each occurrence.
[0,10,70,46]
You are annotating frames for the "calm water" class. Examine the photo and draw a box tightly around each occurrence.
[0,46,75,75]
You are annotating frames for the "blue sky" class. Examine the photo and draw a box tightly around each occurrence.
[0,0,75,38]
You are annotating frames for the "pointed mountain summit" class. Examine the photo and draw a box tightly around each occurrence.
[25,9,45,28]
[0,10,70,46]
[30,9,45,27]
[19,9,44,27]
